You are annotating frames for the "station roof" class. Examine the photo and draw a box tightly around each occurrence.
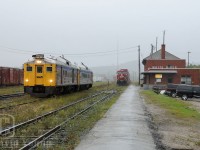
[142,49,182,64]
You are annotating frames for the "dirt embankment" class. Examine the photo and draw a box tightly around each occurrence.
[142,97,200,150]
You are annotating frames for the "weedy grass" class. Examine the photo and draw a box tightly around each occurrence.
[0,95,40,110]
[2,83,110,126]
[0,82,127,149]
[1,82,117,129]
[0,85,23,95]
[141,90,200,121]
[52,85,127,150]
[11,83,126,149]
[196,141,200,146]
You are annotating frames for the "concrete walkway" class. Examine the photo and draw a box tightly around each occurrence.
[75,85,156,150]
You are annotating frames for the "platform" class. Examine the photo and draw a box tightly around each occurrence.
[75,85,156,150]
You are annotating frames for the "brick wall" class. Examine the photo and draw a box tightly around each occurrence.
[175,69,200,85]
[144,59,186,71]
[144,69,200,85]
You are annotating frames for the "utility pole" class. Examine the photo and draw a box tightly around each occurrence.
[163,30,165,44]
[156,37,158,51]
[188,51,191,67]
[116,39,119,71]
[151,44,154,54]
[138,45,141,85]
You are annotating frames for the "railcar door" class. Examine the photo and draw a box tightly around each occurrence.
[35,65,44,85]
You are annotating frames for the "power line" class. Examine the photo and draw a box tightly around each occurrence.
[0,45,36,54]
[64,46,138,56]
[78,47,138,57]
[0,45,138,56]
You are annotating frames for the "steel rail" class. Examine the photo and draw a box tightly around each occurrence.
[19,90,116,150]
[0,91,104,136]
[0,99,40,110]
[0,92,25,100]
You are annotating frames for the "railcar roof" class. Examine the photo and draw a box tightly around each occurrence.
[79,66,92,72]
[24,57,79,68]
[117,69,129,72]
[24,57,93,70]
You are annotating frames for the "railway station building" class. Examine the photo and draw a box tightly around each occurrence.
[141,44,200,89]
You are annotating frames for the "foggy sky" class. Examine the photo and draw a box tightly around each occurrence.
[0,0,200,68]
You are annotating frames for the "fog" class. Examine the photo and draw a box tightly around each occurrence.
[0,0,199,68]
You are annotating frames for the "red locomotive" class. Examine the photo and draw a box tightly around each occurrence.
[116,69,130,86]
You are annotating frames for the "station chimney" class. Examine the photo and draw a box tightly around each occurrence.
[161,44,165,59]
[161,30,166,59]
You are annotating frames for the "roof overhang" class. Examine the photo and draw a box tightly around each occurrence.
[141,70,177,74]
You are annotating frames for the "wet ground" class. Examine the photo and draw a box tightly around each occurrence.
[142,90,200,150]
[75,85,156,150]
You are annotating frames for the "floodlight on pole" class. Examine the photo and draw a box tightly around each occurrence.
[138,45,141,85]
[187,51,191,67]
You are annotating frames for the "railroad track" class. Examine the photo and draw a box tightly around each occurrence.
[19,90,116,150]
[0,91,106,137]
[0,91,115,149]
[0,99,40,111]
[0,89,121,111]
[0,92,25,100]
[0,91,105,111]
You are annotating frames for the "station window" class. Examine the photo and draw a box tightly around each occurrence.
[27,66,32,71]
[167,77,173,83]
[46,67,52,72]
[181,75,191,84]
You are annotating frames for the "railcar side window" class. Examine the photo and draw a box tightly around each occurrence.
[64,71,67,76]
[27,66,32,71]
[37,66,43,73]
[82,73,87,78]
[46,67,52,72]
